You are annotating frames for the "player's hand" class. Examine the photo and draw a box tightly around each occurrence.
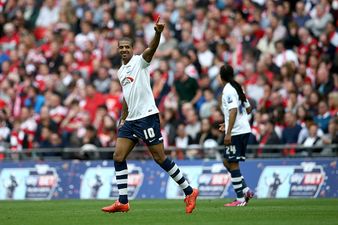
[219,123,225,132]
[224,134,232,146]
[154,16,165,33]
[118,119,125,129]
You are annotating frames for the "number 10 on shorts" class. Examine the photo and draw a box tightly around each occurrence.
[143,128,155,140]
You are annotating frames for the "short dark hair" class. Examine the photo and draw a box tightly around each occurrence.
[118,37,134,47]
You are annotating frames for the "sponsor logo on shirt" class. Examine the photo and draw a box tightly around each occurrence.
[227,96,233,104]
[121,76,134,86]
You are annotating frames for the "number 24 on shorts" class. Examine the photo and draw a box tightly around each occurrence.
[226,145,236,155]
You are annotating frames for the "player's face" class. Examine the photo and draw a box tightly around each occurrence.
[118,40,133,63]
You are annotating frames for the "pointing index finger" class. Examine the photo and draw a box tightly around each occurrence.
[155,16,160,24]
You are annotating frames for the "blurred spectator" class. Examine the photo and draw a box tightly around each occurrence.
[80,124,102,160]
[257,117,282,155]
[83,83,105,121]
[152,69,170,107]
[163,108,178,146]
[300,123,323,154]
[75,22,96,51]
[60,100,83,146]
[24,85,45,114]
[282,111,302,144]
[105,80,123,120]
[321,118,338,154]
[0,23,19,53]
[35,105,58,146]
[298,115,324,144]
[184,109,201,141]
[0,113,10,160]
[269,14,287,42]
[48,92,67,125]
[314,100,332,133]
[35,0,59,28]
[256,27,276,54]
[316,62,335,96]
[93,67,111,94]
[199,88,218,119]
[174,62,201,106]
[274,40,298,67]
[195,118,215,146]
[293,1,311,27]
[155,27,177,59]
[19,106,37,149]
[196,40,214,70]
[175,123,194,159]
[305,4,333,37]
[328,92,338,116]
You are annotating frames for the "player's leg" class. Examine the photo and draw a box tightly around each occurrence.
[102,121,137,213]
[148,143,199,213]
[224,160,246,206]
[148,143,193,196]
[223,134,246,206]
[140,114,193,195]
[238,133,254,202]
[137,114,198,213]
[113,137,136,204]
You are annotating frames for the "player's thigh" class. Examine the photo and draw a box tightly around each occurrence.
[114,138,136,161]
[134,114,163,145]
[239,133,250,159]
[148,143,166,164]
[223,134,247,162]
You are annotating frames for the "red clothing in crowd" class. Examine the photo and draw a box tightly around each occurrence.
[84,93,106,121]
[105,94,123,120]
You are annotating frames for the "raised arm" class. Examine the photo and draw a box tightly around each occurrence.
[142,16,165,63]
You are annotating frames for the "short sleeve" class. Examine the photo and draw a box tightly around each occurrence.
[140,55,150,68]
[244,99,251,108]
[225,89,238,110]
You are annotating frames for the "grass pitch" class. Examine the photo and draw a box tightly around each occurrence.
[0,199,337,225]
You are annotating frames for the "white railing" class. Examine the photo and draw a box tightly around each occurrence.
[0,144,337,161]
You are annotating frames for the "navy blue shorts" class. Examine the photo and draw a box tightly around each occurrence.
[223,133,250,162]
[118,113,163,146]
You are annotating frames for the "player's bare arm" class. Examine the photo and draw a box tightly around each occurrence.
[219,123,225,132]
[119,98,128,127]
[142,16,165,63]
[224,108,237,145]
[246,105,252,114]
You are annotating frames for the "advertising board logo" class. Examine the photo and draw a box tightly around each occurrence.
[198,164,231,198]
[0,165,59,200]
[110,165,143,199]
[257,162,326,198]
[80,164,143,199]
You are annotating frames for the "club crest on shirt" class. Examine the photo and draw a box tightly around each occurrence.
[121,76,134,86]
[227,96,233,104]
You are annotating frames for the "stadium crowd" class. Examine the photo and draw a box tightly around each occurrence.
[0,0,337,160]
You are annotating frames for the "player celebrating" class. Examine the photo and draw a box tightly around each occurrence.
[101,17,198,214]
[218,64,254,206]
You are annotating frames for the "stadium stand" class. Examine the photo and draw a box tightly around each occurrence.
[0,0,337,161]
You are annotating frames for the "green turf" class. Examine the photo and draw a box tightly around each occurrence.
[0,199,337,225]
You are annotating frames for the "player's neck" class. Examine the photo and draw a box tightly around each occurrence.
[122,56,132,65]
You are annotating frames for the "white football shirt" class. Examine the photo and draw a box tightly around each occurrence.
[221,83,251,136]
[118,55,159,121]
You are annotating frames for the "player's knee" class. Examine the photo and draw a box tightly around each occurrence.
[113,152,125,162]
[228,162,239,171]
[153,154,166,164]
[223,160,230,170]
